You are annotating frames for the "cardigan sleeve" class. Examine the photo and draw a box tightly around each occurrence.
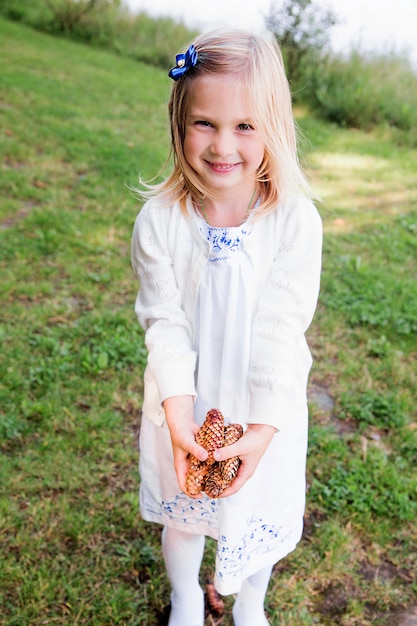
[248,198,323,431]
[131,200,197,403]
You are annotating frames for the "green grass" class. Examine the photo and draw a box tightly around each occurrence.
[1,17,416,626]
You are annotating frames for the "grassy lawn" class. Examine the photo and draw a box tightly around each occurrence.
[1,17,416,626]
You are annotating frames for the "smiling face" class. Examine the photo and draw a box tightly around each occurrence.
[183,73,265,200]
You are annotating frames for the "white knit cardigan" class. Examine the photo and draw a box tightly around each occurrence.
[131,195,322,431]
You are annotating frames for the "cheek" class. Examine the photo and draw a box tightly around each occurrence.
[184,131,202,162]
[257,148,265,168]
[251,142,265,169]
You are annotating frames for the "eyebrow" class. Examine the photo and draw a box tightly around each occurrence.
[187,111,254,125]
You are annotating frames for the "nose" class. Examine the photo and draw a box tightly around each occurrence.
[210,129,234,158]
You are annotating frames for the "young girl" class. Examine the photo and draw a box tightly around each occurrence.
[131,29,322,626]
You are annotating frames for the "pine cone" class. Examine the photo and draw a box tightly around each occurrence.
[185,457,208,496]
[224,422,244,445]
[204,464,224,499]
[185,409,243,498]
[220,422,243,484]
[204,423,243,498]
[186,409,224,496]
[205,577,225,617]
[196,408,225,464]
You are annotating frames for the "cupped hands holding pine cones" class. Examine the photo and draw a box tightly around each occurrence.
[186,408,243,498]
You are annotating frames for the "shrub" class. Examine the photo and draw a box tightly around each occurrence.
[0,0,50,24]
[266,0,337,90]
[308,49,417,142]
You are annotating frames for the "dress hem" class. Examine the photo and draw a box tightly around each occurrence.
[213,540,300,596]
[140,508,219,541]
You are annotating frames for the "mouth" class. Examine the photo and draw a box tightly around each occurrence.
[206,161,240,172]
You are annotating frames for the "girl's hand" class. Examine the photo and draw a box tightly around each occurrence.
[163,396,208,495]
[213,423,277,497]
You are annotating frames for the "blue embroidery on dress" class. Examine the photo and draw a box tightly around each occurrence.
[216,518,293,580]
[145,493,218,528]
[199,223,251,263]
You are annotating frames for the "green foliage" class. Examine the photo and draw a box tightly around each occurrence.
[0,0,49,23]
[310,444,417,521]
[266,0,337,86]
[339,390,407,430]
[310,50,417,144]
[320,213,417,345]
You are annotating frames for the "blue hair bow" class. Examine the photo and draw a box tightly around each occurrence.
[168,45,198,81]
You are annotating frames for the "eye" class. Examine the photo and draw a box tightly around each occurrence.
[237,123,254,131]
[195,120,212,127]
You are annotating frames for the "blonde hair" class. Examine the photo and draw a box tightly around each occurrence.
[139,28,313,216]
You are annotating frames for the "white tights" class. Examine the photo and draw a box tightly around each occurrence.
[161,526,272,626]
[161,526,205,626]
[232,563,273,626]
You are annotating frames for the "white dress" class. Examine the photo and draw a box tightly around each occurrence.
[139,211,309,596]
